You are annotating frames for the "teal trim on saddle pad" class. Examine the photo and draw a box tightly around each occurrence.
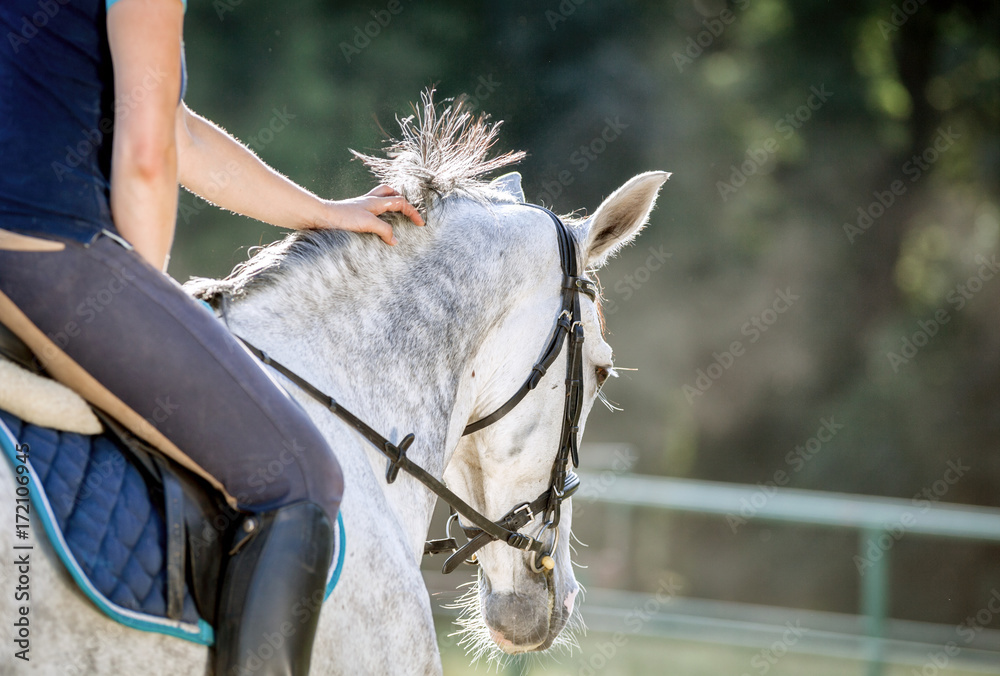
[0,416,213,644]
[326,512,347,599]
[0,415,347,646]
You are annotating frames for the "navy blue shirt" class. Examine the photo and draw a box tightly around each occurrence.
[0,0,185,244]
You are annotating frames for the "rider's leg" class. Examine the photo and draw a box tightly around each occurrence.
[0,231,342,675]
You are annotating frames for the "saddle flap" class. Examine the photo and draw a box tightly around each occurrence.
[97,411,234,626]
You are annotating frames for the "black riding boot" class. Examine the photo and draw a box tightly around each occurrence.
[214,501,335,676]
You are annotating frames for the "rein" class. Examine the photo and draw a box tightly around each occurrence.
[238,204,595,574]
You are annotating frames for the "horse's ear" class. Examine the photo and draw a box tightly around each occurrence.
[582,171,670,269]
[491,172,525,203]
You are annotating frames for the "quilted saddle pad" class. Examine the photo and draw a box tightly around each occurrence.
[0,409,345,646]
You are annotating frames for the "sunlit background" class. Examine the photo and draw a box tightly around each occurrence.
[175,1,999,674]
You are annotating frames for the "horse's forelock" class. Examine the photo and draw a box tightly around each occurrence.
[351,88,525,210]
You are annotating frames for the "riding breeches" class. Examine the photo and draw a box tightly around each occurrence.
[0,229,343,524]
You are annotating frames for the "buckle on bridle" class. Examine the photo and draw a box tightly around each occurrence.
[556,309,573,329]
[508,502,534,526]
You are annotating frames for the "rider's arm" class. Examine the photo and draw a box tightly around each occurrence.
[106,0,185,271]
[175,104,424,245]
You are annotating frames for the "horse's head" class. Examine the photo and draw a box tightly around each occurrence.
[443,170,669,656]
[346,90,667,657]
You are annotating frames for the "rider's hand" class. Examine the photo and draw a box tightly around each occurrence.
[310,185,425,246]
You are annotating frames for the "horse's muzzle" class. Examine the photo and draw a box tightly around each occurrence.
[480,571,575,653]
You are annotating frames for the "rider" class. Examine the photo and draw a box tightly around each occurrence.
[0,0,423,673]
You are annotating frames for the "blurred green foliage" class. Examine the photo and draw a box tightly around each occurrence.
[176,0,998,628]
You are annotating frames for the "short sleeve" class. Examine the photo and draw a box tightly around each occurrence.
[107,0,187,10]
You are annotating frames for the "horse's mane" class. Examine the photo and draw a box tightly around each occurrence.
[187,88,524,304]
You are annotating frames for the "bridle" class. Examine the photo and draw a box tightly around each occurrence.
[239,203,595,575]
[241,205,594,574]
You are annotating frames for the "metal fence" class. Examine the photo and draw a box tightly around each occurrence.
[572,470,1000,676]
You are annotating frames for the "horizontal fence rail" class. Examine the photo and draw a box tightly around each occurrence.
[573,471,1000,676]
[576,472,1000,543]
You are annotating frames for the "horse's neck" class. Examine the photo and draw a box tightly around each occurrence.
[222,209,529,550]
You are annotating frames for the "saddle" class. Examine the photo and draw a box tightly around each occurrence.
[0,324,344,645]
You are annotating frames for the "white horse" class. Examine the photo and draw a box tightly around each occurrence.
[0,98,668,675]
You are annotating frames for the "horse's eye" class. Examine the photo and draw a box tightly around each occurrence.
[595,366,611,388]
